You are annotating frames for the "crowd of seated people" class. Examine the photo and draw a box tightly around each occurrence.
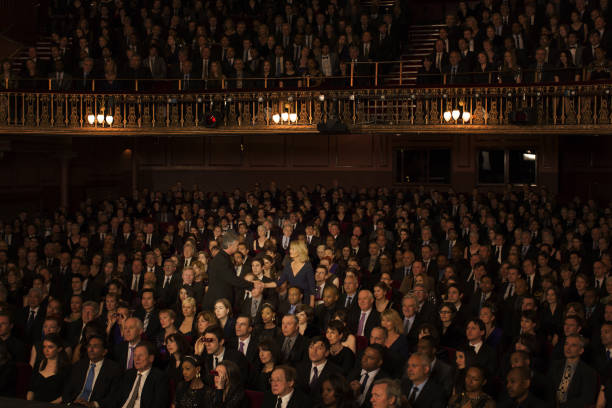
[0,181,611,408]
[417,0,612,85]
[0,0,410,92]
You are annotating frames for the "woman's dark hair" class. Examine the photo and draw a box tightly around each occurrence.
[439,301,458,316]
[166,332,193,357]
[327,319,349,341]
[295,303,314,323]
[219,360,242,390]
[40,333,70,371]
[258,337,281,364]
[331,308,349,321]
[373,281,389,294]
[321,372,355,407]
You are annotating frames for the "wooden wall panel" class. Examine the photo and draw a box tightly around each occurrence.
[336,134,373,167]
[244,135,286,167]
[170,137,205,165]
[137,138,166,166]
[208,136,242,166]
[291,134,329,167]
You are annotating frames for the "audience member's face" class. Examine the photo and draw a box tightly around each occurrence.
[308,340,328,364]
[133,345,153,371]
[270,369,293,396]
[87,337,107,362]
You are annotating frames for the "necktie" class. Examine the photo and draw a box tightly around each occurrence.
[345,296,353,308]
[214,356,218,368]
[239,341,245,354]
[132,275,139,291]
[408,386,418,404]
[127,346,135,369]
[357,312,367,336]
[557,364,573,403]
[282,338,292,360]
[404,317,412,333]
[163,276,170,288]
[310,366,319,386]
[27,310,35,329]
[276,397,282,408]
[184,258,189,267]
[125,373,142,408]
[144,313,150,330]
[79,363,96,401]
[361,372,369,388]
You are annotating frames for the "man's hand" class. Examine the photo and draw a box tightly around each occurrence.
[253,280,264,291]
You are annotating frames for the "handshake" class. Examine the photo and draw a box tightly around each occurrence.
[252,280,265,291]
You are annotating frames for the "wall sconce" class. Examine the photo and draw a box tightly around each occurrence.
[87,107,113,127]
[272,113,280,124]
[444,101,470,124]
[289,113,297,123]
[281,112,289,122]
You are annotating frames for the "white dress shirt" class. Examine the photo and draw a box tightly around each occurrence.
[121,368,151,408]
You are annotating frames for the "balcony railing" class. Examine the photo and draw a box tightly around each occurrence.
[0,80,611,134]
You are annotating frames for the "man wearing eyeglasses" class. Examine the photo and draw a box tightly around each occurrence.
[262,365,311,408]
[201,325,249,387]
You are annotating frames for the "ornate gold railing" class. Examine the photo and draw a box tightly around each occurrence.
[0,83,611,134]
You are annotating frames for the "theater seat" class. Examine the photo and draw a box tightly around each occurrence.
[245,389,264,408]
[15,362,32,399]
[356,336,368,351]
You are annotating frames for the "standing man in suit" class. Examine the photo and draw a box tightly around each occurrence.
[348,344,389,408]
[124,259,145,300]
[202,231,263,310]
[261,365,312,408]
[402,352,447,408]
[350,290,381,339]
[112,341,169,408]
[63,334,121,406]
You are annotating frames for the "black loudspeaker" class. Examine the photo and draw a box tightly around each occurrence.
[510,108,536,125]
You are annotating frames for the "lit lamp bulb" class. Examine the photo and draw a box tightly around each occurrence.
[87,114,95,125]
[281,112,289,122]
[452,109,460,121]
[272,113,280,124]
[105,115,114,125]
[443,111,452,122]
[97,114,105,124]
[289,113,297,123]
[462,111,471,122]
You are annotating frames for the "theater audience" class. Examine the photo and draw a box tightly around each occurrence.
[0,179,610,407]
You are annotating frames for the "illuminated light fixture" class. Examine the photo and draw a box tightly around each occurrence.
[272,113,280,124]
[452,109,460,121]
[289,113,297,123]
[523,151,536,161]
[281,112,289,122]
[318,94,325,102]
[443,111,452,122]
[97,114,105,124]
[462,111,471,122]
[105,115,114,125]
[87,114,95,125]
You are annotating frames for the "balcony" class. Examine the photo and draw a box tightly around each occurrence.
[1,72,611,136]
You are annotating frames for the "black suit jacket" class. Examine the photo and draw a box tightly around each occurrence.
[338,293,359,313]
[347,368,389,408]
[402,377,447,408]
[63,358,121,405]
[202,348,250,386]
[113,367,169,408]
[134,308,162,341]
[349,309,381,339]
[465,343,498,377]
[295,361,342,402]
[261,388,312,408]
[156,274,180,308]
[431,358,454,399]
[203,250,254,310]
[17,306,45,344]
[547,359,597,408]
[279,334,308,366]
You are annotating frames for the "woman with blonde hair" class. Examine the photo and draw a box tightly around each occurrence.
[264,240,315,306]
[380,308,410,358]
[178,297,197,341]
